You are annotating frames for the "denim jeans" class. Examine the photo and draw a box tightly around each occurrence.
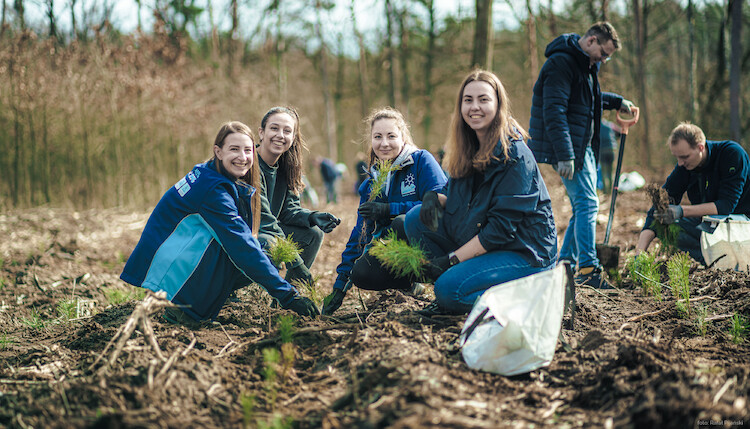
[559,146,600,269]
[404,206,555,314]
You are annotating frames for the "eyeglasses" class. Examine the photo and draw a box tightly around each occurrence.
[597,37,612,63]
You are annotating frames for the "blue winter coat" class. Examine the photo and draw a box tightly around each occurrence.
[442,137,558,267]
[643,140,750,230]
[120,161,297,321]
[528,33,624,170]
[333,148,447,290]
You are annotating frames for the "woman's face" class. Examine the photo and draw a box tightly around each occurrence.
[258,112,295,164]
[371,118,405,161]
[461,81,498,137]
[214,133,254,180]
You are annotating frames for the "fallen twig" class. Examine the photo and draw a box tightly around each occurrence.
[712,376,736,405]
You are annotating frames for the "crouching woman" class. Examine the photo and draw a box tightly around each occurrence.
[121,121,318,325]
[405,70,558,316]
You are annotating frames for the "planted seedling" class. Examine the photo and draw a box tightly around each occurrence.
[290,275,323,307]
[0,333,15,350]
[730,313,748,344]
[627,250,663,299]
[667,252,691,317]
[57,299,77,322]
[104,286,146,306]
[369,230,429,280]
[20,308,46,330]
[695,304,710,336]
[267,235,302,269]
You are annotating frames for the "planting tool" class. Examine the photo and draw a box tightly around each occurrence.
[596,106,640,270]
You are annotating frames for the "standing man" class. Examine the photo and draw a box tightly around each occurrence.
[316,155,341,204]
[529,22,636,288]
[636,122,750,263]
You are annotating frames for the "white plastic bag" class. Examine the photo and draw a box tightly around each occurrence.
[700,215,750,272]
[618,171,646,191]
[459,264,567,376]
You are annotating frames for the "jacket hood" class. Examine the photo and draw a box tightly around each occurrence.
[545,33,598,72]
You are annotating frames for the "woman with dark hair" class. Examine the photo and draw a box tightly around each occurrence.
[121,121,319,326]
[404,70,558,316]
[255,107,340,285]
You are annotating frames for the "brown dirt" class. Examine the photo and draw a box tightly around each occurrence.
[646,183,670,213]
[1,172,749,428]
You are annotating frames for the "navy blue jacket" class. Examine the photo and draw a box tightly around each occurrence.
[442,137,558,267]
[529,33,624,170]
[644,140,750,230]
[333,148,447,290]
[121,161,297,321]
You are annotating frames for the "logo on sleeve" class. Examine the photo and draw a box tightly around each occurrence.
[729,167,736,174]
[175,177,191,197]
[401,173,416,196]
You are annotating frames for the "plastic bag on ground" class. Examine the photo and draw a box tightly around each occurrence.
[459,264,567,376]
[617,171,645,191]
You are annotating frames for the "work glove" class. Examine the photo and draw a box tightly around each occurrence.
[309,211,340,233]
[420,190,444,232]
[285,259,313,285]
[321,288,346,316]
[557,160,575,180]
[285,295,320,317]
[620,99,634,114]
[654,204,683,225]
[358,202,390,222]
[423,255,451,282]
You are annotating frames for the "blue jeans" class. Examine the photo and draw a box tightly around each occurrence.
[404,206,555,314]
[559,146,600,269]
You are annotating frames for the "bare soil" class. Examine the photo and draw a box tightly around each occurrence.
[1,171,748,429]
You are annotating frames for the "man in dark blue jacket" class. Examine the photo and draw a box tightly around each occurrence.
[529,21,635,288]
[636,123,750,263]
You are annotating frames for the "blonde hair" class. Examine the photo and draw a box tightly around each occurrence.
[667,122,706,148]
[363,107,416,168]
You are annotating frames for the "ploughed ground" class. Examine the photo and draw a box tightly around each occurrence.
[1,168,748,428]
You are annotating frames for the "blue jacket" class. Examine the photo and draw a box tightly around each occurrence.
[644,140,750,230]
[443,137,558,267]
[120,161,297,321]
[333,148,447,290]
[528,33,624,170]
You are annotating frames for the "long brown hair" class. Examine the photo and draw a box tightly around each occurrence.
[260,106,307,194]
[443,70,528,179]
[212,121,261,237]
[363,106,416,168]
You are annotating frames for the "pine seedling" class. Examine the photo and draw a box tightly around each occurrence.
[627,250,662,297]
[262,348,280,409]
[369,230,429,280]
[367,159,399,201]
[275,314,297,384]
[730,313,748,344]
[667,252,691,317]
[290,275,323,307]
[277,314,295,344]
[104,286,144,305]
[20,308,46,330]
[267,235,302,269]
[651,221,682,255]
[695,304,710,336]
[240,393,256,429]
[0,334,15,350]
[57,299,77,322]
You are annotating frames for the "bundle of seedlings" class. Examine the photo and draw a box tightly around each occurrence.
[267,234,302,269]
[359,159,401,242]
[645,183,682,254]
[369,230,429,280]
[290,275,323,307]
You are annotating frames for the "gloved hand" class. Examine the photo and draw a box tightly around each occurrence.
[655,204,683,224]
[285,295,320,317]
[358,202,390,221]
[309,211,340,233]
[285,260,313,285]
[321,288,346,316]
[557,160,575,180]
[423,255,451,282]
[420,190,444,232]
[620,99,634,114]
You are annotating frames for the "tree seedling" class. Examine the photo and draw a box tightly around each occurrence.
[20,308,46,330]
[57,299,77,322]
[667,252,691,317]
[369,230,429,280]
[267,235,302,269]
[730,313,748,344]
[0,333,16,350]
[695,304,710,336]
[290,275,323,307]
[627,250,663,299]
[367,159,399,201]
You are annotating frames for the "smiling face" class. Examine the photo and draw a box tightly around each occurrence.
[258,112,296,165]
[214,133,254,180]
[670,138,706,171]
[371,118,405,161]
[461,80,498,139]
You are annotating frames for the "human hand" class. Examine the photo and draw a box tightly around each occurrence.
[654,205,683,224]
[620,99,634,114]
[309,211,340,233]
[557,160,575,180]
[423,255,451,282]
[420,191,444,232]
[285,295,320,317]
[358,202,390,221]
[285,260,313,285]
[321,288,346,315]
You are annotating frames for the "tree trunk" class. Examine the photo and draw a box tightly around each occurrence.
[384,0,397,107]
[335,34,345,162]
[688,0,697,121]
[472,0,493,69]
[228,0,239,76]
[547,0,556,36]
[315,3,336,160]
[525,0,537,90]
[632,0,651,168]
[350,0,369,118]
[421,0,436,149]
[275,1,286,99]
[45,0,57,39]
[397,6,410,118]
[70,0,77,39]
[13,0,24,30]
[729,0,742,141]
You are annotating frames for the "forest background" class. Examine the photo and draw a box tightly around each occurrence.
[0,0,747,210]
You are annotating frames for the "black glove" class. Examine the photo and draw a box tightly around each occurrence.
[285,260,313,285]
[309,211,340,233]
[420,191,443,232]
[423,255,451,282]
[358,202,390,221]
[285,295,320,317]
[321,288,346,316]
[654,204,683,225]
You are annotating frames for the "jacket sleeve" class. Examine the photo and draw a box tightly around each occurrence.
[278,189,315,228]
[199,185,297,307]
[477,157,540,251]
[388,152,448,216]
[602,92,624,111]
[334,183,374,285]
[257,188,286,246]
[714,143,750,214]
[540,56,576,162]
[643,166,689,232]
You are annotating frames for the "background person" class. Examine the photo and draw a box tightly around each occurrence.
[636,122,750,263]
[322,107,447,315]
[315,155,341,203]
[405,70,558,316]
[528,21,636,289]
[120,121,319,325]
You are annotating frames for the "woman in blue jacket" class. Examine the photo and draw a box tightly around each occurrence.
[322,107,448,315]
[121,121,319,326]
[404,70,558,316]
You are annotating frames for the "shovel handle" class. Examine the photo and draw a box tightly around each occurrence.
[616,106,640,135]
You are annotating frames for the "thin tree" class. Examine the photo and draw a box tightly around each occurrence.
[688,0,697,121]
[632,0,651,168]
[396,4,410,118]
[729,0,741,141]
[525,0,538,90]
[472,0,493,69]
[69,0,77,39]
[44,0,57,39]
[335,33,345,162]
[2,0,7,37]
[419,0,436,147]
[315,1,336,160]
[350,0,369,118]
[13,0,24,30]
[384,0,397,107]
